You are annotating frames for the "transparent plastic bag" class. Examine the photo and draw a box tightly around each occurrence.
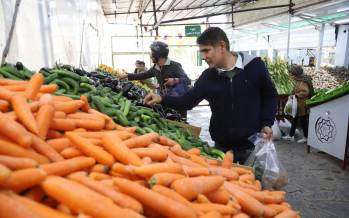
[245,133,288,190]
[284,95,297,118]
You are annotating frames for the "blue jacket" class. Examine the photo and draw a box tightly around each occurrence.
[162,53,278,146]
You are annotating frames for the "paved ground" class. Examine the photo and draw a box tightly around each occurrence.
[187,106,349,218]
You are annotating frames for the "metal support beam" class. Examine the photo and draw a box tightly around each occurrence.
[105,2,233,15]
[138,0,152,19]
[316,23,325,70]
[159,3,292,24]
[286,0,293,63]
[152,0,178,30]
[152,0,158,36]
[231,2,234,28]
[1,0,21,65]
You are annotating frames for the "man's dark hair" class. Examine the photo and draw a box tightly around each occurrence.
[197,27,230,50]
[136,60,145,65]
[288,65,304,77]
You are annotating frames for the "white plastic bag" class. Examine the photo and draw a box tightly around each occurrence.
[272,119,282,140]
[284,95,297,118]
[245,134,288,190]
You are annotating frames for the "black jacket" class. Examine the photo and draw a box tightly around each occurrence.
[128,60,190,94]
[162,54,278,146]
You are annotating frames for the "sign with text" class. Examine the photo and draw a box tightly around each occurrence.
[185,25,201,37]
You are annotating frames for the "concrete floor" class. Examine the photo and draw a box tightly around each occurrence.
[187,106,349,218]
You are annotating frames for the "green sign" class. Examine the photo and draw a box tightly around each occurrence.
[185,25,201,37]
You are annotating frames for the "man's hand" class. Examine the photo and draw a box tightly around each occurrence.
[144,93,162,106]
[118,71,128,79]
[163,78,179,87]
[261,126,273,141]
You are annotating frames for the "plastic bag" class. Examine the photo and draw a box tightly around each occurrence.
[272,119,282,140]
[245,133,288,190]
[284,95,297,118]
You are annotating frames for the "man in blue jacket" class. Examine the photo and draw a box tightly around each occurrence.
[144,27,278,163]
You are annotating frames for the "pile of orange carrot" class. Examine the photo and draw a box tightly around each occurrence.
[0,74,300,218]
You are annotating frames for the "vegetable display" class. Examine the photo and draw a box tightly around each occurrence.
[0,74,298,217]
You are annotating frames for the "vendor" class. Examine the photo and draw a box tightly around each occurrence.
[144,27,278,163]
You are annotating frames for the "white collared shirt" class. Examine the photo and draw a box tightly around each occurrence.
[217,53,244,72]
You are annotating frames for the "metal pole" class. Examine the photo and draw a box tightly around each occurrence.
[151,0,158,36]
[316,23,325,70]
[286,0,293,63]
[1,0,21,65]
[140,16,145,60]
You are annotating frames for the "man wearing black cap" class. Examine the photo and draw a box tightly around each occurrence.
[119,41,191,97]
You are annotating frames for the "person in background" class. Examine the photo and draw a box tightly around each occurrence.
[119,41,191,97]
[134,60,147,73]
[282,65,314,143]
[143,27,278,163]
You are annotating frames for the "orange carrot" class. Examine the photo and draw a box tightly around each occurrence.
[73,131,105,139]
[0,99,9,112]
[0,79,27,85]
[73,128,87,132]
[148,143,170,150]
[9,192,75,218]
[192,203,238,215]
[52,95,72,102]
[80,95,90,112]
[222,151,234,168]
[232,213,250,218]
[151,184,203,216]
[54,111,67,118]
[187,148,201,155]
[54,100,84,114]
[23,186,45,202]
[50,118,76,131]
[66,132,115,166]
[0,191,40,218]
[124,132,160,148]
[0,155,38,170]
[206,188,232,204]
[274,210,298,218]
[0,86,15,101]
[171,176,225,201]
[230,180,260,191]
[241,189,284,204]
[142,156,152,165]
[148,173,185,187]
[159,136,176,147]
[224,182,265,217]
[87,138,102,146]
[36,104,55,139]
[88,172,112,181]
[168,151,202,167]
[90,164,110,174]
[60,147,83,159]
[40,157,95,176]
[11,94,39,134]
[190,154,209,167]
[111,163,138,180]
[2,84,27,91]
[199,211,223,218]
[0,168,47,192]
[31,134,64,162]
[209,166,239,180]
[134,162,183,178]
[231,166,252,175]
[47,130,63,139]
[42,176,143,218]
[75,119,105,131]
[29,101,41,112]
[56,204,72,215]
[39,84,58,93]
[132,147,168,161]
[47,138,71,152]
[68,172,143,213]
[102,132,142,166]
[114,177,196,218]
[0,139,49,164]
[25,73,44,100]
[0,163,11,183]
[182,165,210,177]
[0,112,32,148]
[170,144,190,158]
[197,194,211,203]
